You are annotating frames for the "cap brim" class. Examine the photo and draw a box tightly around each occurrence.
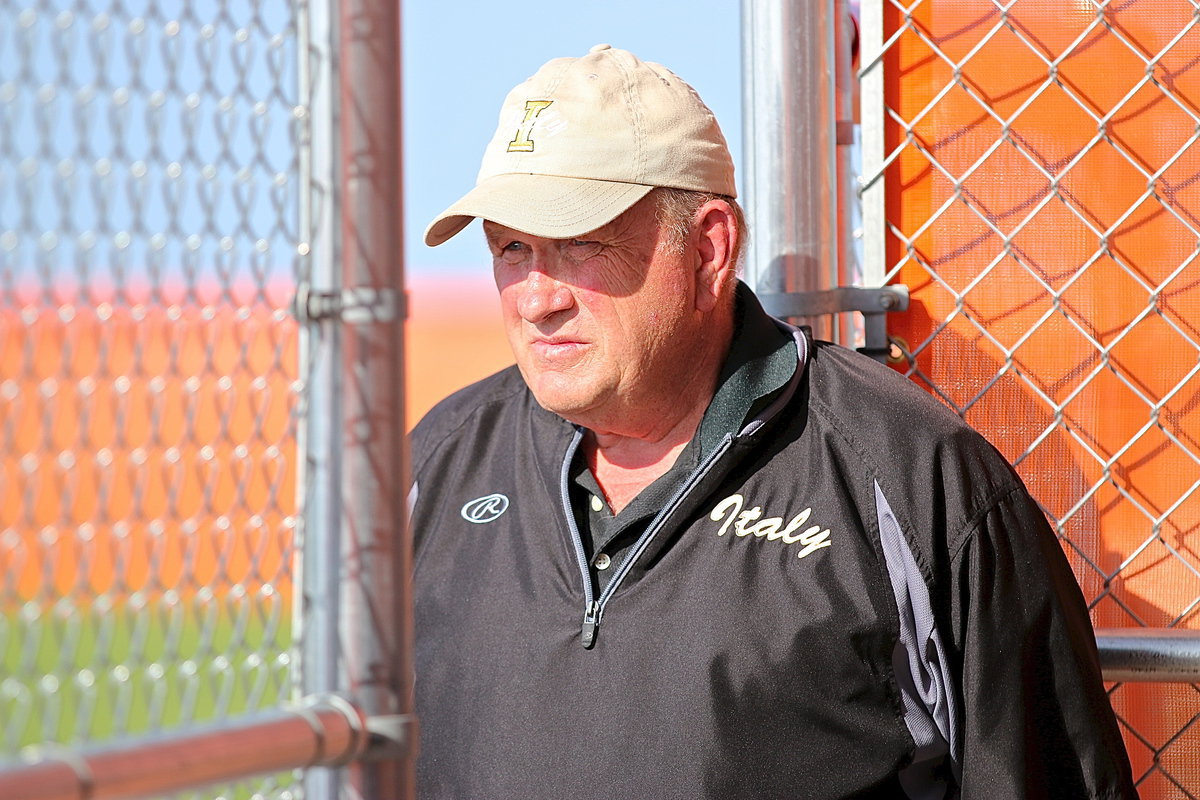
[423,174,655,247]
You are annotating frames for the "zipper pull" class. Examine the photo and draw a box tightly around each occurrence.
[581,601,601,648]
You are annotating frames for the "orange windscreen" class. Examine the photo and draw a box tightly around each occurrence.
[880,1,1200,793]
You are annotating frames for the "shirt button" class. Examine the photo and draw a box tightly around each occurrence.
[590,494,604,512]
[594,553,612,570]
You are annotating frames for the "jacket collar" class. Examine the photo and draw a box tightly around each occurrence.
[699,281,803,454]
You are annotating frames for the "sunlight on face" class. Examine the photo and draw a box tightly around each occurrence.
[485,197,704,434]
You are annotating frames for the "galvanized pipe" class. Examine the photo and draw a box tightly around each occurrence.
[857,0,886,287]
[298,0,414,797]
[1096,628,1200,683]
[336,0,415,796]
[0,697,369,800]
[298,1,388,797]
[297,0,343,750]
[741,0,849,340]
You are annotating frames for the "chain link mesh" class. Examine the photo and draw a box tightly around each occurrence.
[0,2,304,796]
[861,0,1200,795]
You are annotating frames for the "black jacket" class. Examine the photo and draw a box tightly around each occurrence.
[410,294,1136,799]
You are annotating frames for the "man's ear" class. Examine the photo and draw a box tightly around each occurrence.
[693,199,739,313]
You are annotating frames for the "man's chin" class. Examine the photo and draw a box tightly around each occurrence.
[530,392,597,425]
[518,364,593,409]
[525,382,606,427]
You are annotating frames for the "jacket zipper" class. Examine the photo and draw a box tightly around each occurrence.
[560,429,734,648]
[559,430,599,645]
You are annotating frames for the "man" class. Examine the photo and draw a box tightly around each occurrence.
[411,44,1136,798]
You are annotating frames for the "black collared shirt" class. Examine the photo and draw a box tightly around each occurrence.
[568,286,797,592]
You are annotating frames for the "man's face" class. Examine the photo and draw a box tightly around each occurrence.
[485,196,704,433]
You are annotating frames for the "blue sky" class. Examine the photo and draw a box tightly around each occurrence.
[401,2,745,280]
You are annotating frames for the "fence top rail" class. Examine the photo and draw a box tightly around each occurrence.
[0,695,377,800]
[1096,628,1200,684]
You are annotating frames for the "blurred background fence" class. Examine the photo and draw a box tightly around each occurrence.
[1,0,411,797]
[1,1,303,794]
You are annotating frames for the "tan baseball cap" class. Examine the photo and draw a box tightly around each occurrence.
[423,44,736,247]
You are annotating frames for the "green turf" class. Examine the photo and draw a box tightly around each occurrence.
[2,597,297,798]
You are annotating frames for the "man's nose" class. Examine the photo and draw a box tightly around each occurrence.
[516,269,575,323]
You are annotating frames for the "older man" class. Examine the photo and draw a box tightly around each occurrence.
[411,45,1136,799]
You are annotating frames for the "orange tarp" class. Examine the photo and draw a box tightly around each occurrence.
[883,2,1200,792]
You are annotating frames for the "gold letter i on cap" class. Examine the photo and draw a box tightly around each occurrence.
[507,99,554,153]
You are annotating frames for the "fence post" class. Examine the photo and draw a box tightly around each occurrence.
[297,0,343,797]
[336,0,414,796]
[741,0,855,341]
[298,0,413,797]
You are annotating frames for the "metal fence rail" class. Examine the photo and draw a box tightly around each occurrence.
[1100,629,1200,684]
[0,696,371,800]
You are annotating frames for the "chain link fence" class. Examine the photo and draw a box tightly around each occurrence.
[1,2,307,796]
[861,1,1200,796]
[14,0,1200,796]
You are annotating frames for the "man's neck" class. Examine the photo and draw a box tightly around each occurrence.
[577,299,737,513]
[584,407,703,513]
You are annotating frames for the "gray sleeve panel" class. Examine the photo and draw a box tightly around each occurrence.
[875,480,960,799]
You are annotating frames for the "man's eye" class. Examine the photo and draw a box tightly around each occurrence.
[568,239,596,248]
[502,241,525,252]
